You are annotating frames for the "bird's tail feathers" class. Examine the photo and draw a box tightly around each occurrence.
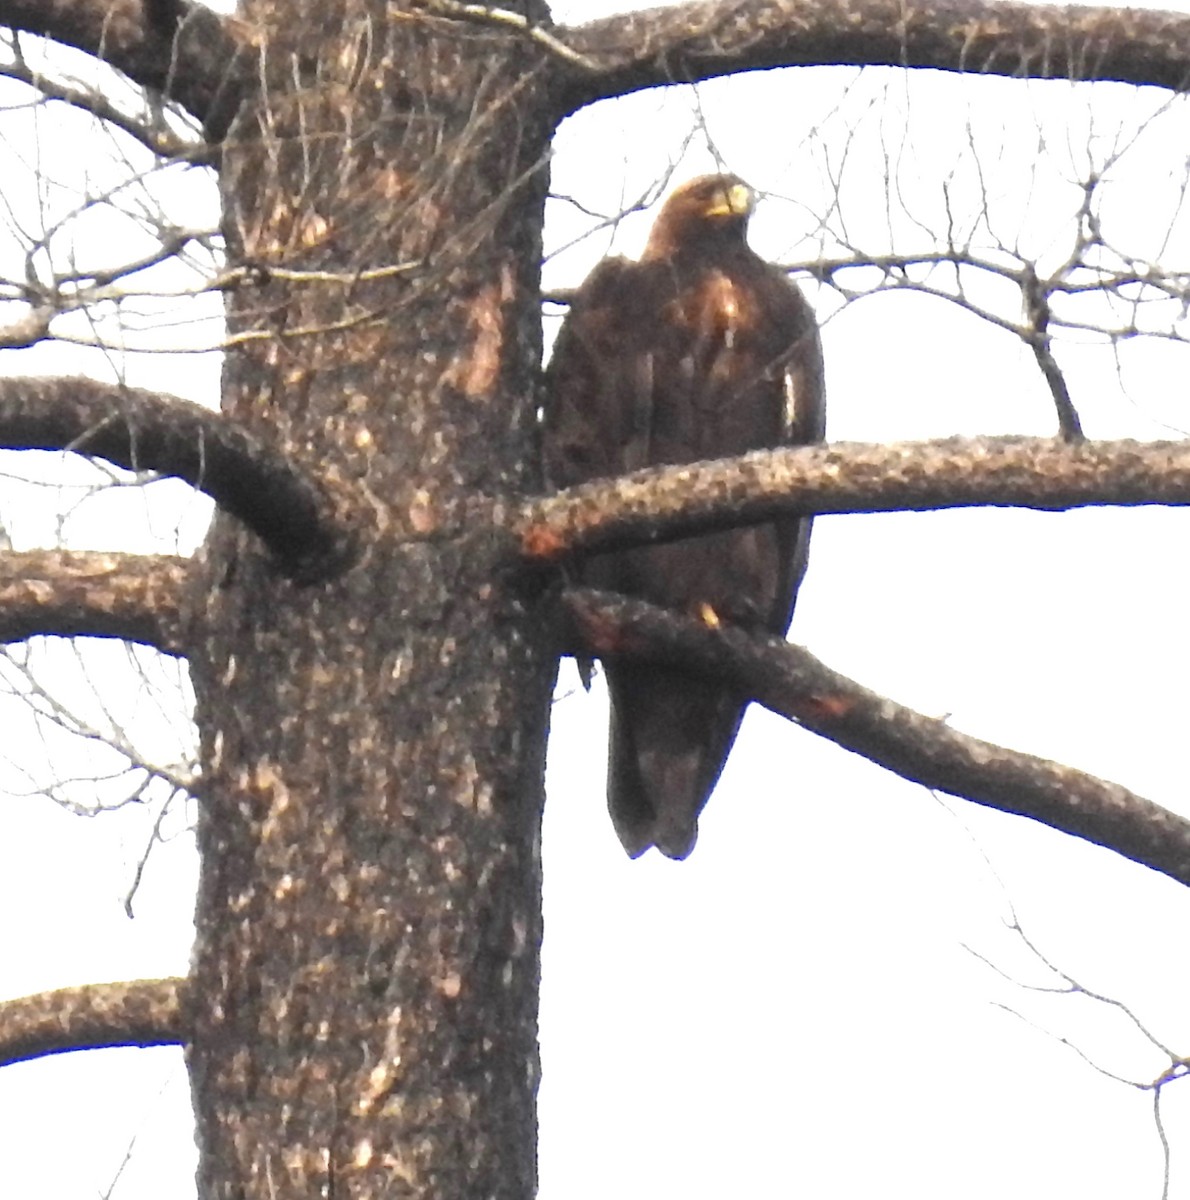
[606,665,745,859]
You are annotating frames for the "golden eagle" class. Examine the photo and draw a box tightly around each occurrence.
[544,174,825,858]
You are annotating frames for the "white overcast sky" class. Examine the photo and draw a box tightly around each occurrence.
[3,0,1190,1197]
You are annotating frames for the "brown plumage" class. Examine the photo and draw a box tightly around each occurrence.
[544,174,825,858]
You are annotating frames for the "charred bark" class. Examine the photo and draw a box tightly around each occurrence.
[0,378,351,578]
[557,0,1190,113]
[0,550,190,654]
[563,589,1190,889]
[184,2,556,1196]
[0,979,186,1067]
[518,436,1190,562]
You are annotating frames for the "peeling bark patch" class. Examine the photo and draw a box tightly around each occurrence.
[252,759,294,842]
[436,972,462,999]
[519,521,568,558]
[409,489,438,534]
[445,267,513,398]
[791,692,855,722]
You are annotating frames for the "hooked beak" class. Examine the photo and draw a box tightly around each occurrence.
[705,181,754,219]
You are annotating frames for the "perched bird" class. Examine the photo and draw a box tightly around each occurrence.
[544,174,826,859]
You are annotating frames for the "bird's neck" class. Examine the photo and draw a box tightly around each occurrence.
[642,226,752,265]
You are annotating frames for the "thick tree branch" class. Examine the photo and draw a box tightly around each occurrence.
[556,0,1190,114]
[563,589,1190,889]
[0,978,187,1067]
[0,551,191,655]
[0,0,248,138]
[0,377,354,579]
[518,437,1190,561]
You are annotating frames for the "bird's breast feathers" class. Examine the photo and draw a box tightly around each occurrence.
[663,268,751,337]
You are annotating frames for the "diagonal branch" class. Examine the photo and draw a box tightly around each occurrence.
[518,437,1190,562]
[0,551,191,655]
[556,0,1190,115]
[0,978,187,1067]
[0,0,249,138]
[563,589,1190,889]
[0,377,355,580]
[0,55,198,161]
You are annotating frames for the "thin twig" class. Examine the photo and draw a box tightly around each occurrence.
[410,0,598,70]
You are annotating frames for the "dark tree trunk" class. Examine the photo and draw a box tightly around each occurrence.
[186,3,557,1194]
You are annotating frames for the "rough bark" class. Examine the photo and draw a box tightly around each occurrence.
[0,377,352,578]
[184,2,556,1197]
[0,551,190,654]
[557,0,1190,113]
[0,979,185,1067]
[518,437,1190,561]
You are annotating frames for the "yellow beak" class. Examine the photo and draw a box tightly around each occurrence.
[705,182,754,218]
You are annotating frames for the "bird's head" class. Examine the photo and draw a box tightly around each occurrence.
[643,174,756,260]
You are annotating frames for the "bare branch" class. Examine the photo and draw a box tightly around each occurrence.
[410,0,599,70]
[0,978,187,1067]
[0,646,197,808]
[0,0,249,138]
[562,589,1190,889]
[519,437,1190,562]
[0,54,197,161]
[1022,266,1084,442]
[0,550,190,655]
[557,0,1190,115]
[124,786,188,917]
[0,377,355,579]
